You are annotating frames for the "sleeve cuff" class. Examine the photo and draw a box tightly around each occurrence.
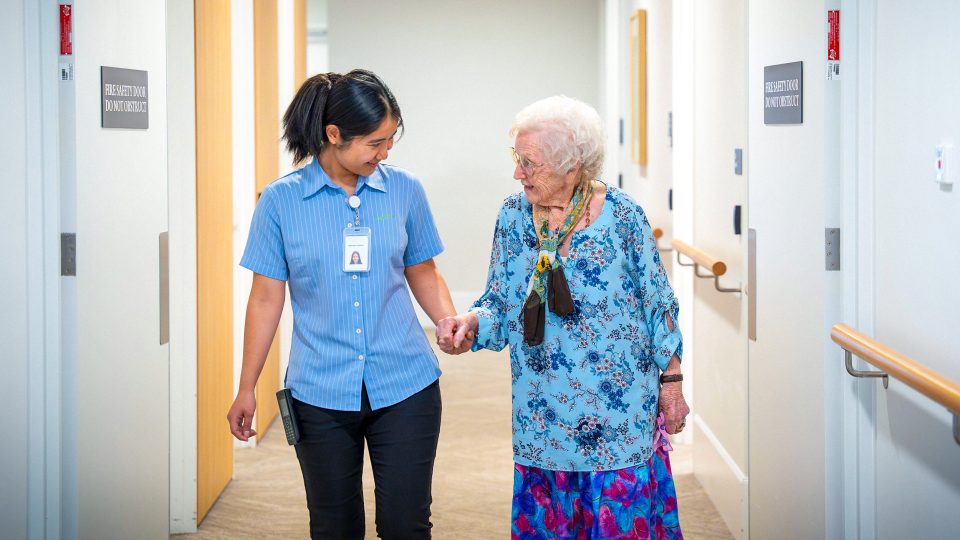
[469,307,495,352]
[403,243,444,267]
[652,305,682,372]
[239,259,288,281]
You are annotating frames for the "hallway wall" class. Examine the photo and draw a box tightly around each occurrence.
[327,0,602,313]
[232,0,258,451]
[870,0,960,536]
[690,1,749,536]
[1,2,34,536]
[621,0,672,236]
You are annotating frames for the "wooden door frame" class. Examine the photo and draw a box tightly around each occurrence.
[253,0,281,439]
[195,0,235,526]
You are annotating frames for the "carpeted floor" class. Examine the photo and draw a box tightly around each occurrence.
[174,333,732,539]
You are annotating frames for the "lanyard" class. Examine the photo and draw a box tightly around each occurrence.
[348,195,361,225]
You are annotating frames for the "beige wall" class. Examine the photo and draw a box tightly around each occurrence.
[327,0,602,312]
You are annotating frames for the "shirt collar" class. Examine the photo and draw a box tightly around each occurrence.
[301,158,387,199]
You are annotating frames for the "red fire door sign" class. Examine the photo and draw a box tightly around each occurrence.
[828,10,840,60]
[60,4,73,56]
[827,10,840,80]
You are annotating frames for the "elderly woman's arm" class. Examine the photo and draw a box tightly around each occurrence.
[659,313,689,434]
[628,205,689,434]
[438,202,512,355]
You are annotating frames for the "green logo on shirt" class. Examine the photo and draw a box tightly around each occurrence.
[376,213,393,221]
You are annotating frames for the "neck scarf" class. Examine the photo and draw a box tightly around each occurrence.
[523,181,594,346]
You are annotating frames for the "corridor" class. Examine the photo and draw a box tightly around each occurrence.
[4,0,959,539]
[177,334,732,539]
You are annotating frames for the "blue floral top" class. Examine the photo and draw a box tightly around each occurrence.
[470,186,682,471]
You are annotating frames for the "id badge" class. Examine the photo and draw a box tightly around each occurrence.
[343,226,371,272]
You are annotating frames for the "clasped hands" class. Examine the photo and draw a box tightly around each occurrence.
[435,312,478,355]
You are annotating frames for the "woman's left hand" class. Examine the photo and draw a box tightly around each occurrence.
[659,382,690,435]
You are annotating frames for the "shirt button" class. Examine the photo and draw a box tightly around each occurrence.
[346,222,353,228]
[354,301,360,307]
[356,328,362,334]
[352,274,358,280]
[358,354,365,361]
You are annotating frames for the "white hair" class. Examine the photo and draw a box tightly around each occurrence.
[509,95,605,182]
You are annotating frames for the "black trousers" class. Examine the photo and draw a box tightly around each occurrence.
[293,380,442,540]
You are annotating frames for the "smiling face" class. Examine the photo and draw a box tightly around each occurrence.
[325,115,398,177]
[512,130,580,207]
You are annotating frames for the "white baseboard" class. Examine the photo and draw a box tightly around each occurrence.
[692,414,749,540]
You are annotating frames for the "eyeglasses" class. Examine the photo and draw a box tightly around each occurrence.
[510,147,545,176]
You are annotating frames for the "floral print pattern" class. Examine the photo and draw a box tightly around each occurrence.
[471,187,682,471]
[512,414,682,539]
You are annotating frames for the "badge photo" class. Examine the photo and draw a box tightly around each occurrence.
[343,227,371,272]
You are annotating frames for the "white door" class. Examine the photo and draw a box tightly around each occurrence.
[746,1,842,537]
[690,0,749,537]
[864,1,960,537]
[70,2,171,537]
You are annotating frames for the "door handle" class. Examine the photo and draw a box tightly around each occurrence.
[159,231,169,345]
[748,228,756,341]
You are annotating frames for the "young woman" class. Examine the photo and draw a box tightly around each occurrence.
[227,69,455,539]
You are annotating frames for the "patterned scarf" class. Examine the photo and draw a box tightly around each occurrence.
[523,181,594,346]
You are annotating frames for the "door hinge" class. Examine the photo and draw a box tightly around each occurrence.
[825,228,840,271]
[61,233,76,276]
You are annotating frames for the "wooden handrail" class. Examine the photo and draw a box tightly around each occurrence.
[831,323,960,415]
[671,239,727,276]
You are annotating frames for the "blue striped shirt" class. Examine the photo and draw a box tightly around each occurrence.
[240,159,444,411]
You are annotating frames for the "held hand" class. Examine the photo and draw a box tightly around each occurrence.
[227,390,258,441]
[436,312,478,355]
[659,382,690,435]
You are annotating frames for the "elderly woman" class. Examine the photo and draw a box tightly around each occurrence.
[437,96,689,539]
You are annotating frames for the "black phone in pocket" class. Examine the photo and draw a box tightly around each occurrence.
[276,388,301,445]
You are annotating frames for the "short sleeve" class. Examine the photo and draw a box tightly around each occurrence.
[403,177,444,266]
[239,187,289,280]
[627,201,682,371]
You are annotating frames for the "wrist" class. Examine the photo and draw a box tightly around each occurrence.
[464,310,480,330]
[659,382,683,397]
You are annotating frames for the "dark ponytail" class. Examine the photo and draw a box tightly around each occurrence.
[282,69,403,164]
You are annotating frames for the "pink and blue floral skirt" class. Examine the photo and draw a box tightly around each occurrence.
[512,417,681,539]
